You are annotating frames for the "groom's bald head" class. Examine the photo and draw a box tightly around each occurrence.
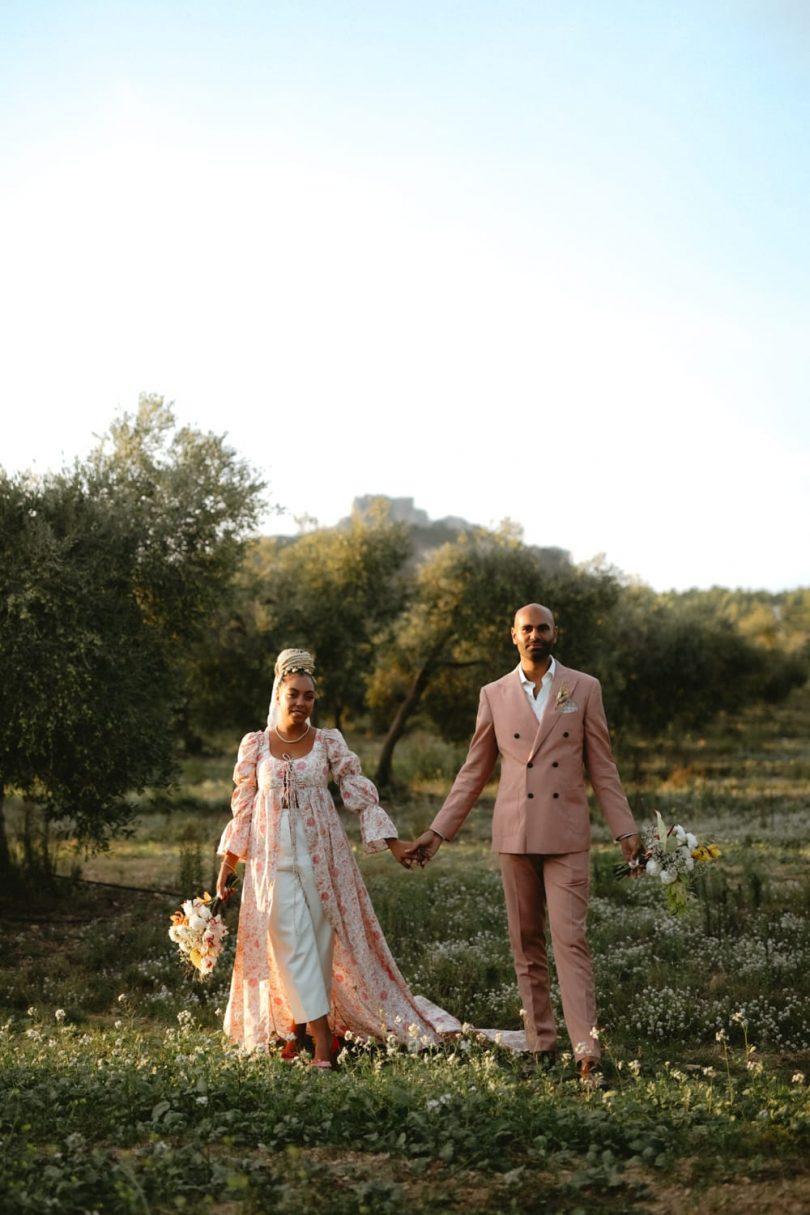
[513,603,555,629]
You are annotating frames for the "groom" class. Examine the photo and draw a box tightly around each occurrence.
[409,603,640,1078]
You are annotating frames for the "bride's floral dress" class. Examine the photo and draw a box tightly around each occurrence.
[217,727,439,1051]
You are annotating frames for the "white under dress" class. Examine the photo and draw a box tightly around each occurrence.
[217,727,439,1051]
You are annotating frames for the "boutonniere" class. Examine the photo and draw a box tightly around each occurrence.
[555,687,572,707]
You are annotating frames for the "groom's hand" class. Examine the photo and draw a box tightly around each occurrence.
[405,829,443,867]
[619,833,643,878]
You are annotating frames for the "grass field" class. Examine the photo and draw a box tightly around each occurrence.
[1,689,808,1213]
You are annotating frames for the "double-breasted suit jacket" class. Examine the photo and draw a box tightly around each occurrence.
[431,662,636,853]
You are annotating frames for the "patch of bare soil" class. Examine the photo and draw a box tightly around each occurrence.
[648,1174,810,1214]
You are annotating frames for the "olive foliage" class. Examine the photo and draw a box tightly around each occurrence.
[0,397,264,858]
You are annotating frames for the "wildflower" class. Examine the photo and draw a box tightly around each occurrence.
[54,1008,66,1023]
[792,1072,805,1085]
[716,1029,728,1043]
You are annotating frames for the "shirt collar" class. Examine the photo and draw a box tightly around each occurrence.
[517,655,556,687]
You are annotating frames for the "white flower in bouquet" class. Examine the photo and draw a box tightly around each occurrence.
[616,809,721,915]
[168,881,237,981]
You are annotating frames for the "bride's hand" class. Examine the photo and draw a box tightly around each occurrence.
[216,862,236,900]
[386,839,417,869]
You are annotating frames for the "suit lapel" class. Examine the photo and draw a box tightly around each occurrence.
[528,662,575,758]
[505,669,540,736]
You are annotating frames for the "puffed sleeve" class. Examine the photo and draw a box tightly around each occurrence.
[216,731,261,861]
[322,728,398,853]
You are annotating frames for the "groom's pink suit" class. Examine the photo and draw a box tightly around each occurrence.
[430,660,637,1059]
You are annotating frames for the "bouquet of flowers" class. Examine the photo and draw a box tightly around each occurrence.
[168,876,237,980]
[617,811,721,914]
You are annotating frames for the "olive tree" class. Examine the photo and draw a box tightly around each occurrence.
[0,396,265,864]
[365,529,616,788]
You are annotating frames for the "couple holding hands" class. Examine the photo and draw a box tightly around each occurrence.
[216,604,641,1076]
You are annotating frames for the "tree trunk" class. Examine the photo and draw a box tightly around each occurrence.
[0,786,9,872]
[375,659,436,790]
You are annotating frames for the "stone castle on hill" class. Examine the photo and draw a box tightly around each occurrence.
[339,495,571,568]
[343,495,473,534]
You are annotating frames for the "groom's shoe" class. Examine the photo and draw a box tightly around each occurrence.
[578,1057,608,1090]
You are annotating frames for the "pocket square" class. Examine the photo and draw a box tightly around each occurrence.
[559,701,579,714]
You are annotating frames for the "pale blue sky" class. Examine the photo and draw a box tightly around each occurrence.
[2,1,808,590]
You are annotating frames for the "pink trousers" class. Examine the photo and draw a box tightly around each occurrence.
[499,850,599,1060]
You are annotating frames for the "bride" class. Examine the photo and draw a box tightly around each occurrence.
[216,648,438,1067]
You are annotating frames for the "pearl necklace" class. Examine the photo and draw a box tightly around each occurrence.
[274,723,310,744]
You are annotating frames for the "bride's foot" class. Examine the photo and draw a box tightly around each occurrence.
[308,1015,336,1068]
[280,1023,307,1062]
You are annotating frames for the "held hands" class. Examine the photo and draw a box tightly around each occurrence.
[405,829,443,868]
[387,832,443,869]
[387,839,421,869]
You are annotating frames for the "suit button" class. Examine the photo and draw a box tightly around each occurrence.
[527,762,533,769]
[528,792,534,799]
[514,733,520,738]
[552,792,559,799]
[563,731,569,738]
[552,761,558,768]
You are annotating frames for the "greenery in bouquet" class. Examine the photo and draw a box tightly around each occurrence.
[617,810,721,914]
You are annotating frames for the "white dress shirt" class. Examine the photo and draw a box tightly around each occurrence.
[517,656,557,720]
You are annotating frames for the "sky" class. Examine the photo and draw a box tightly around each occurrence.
[1,0,809,592]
